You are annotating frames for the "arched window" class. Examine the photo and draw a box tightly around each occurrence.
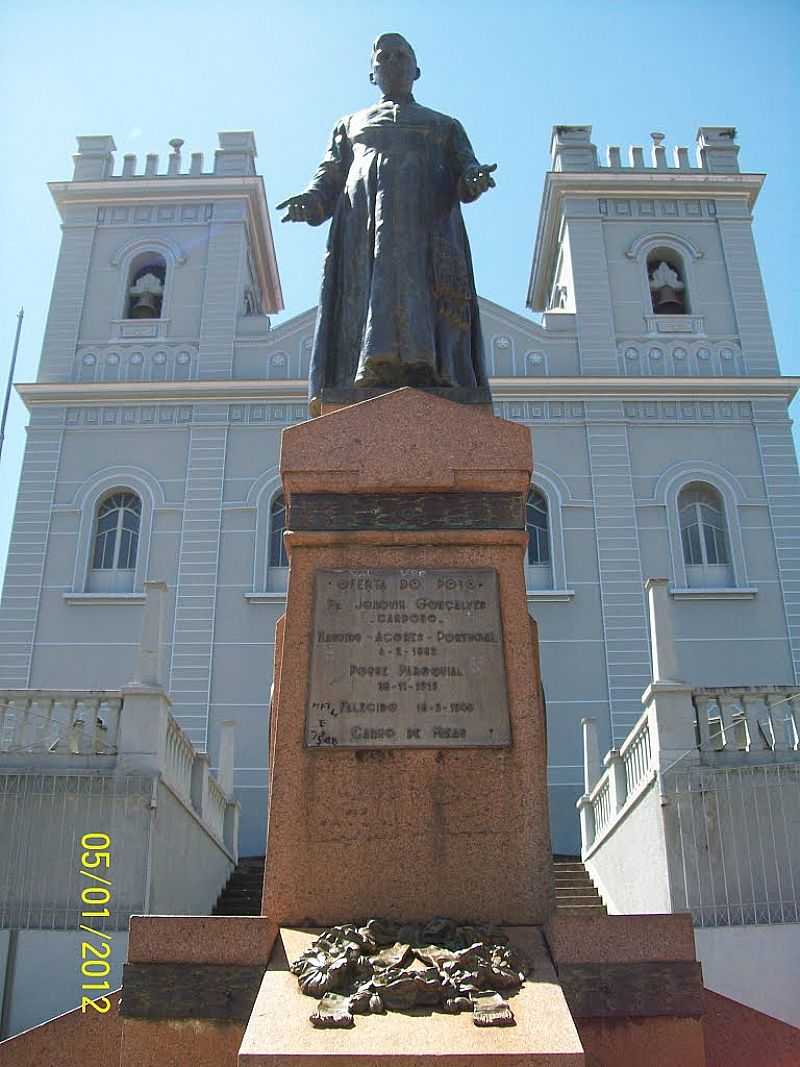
[89,492,142,592]
[647,249,688,315]
[268,493,288,569]
[126,252,166,319]
[526,488,553,590]
[678,482,732,588]
[527,489,550,564]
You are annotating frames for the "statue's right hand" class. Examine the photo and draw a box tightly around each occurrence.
[275,193,320,223]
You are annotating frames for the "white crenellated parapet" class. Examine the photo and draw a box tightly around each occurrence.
[549,124,741,175]
[550,125,598,172]
[72,135,116,180]
[696,126,740,173]
[69,131,257,181]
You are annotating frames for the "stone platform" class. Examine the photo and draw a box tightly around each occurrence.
[239,927,584,1066]
[104,389,709,1067]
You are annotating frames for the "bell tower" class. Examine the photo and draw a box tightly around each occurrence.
[39,131,282,385]
[528,124,778,379]
[0,132,283,723]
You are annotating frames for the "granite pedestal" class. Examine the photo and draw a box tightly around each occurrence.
[261,388,553,928]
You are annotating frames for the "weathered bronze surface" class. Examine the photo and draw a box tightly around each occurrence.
[305,568,511,749]
[276,33,496,416]
[289,492,525,532]
[291,919,528,1028]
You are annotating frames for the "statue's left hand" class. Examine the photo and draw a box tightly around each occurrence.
[461,163,497,198]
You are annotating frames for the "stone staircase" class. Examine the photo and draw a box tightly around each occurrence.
[212,855,265,916]
[553,856,607,914]
[213,855,606,917]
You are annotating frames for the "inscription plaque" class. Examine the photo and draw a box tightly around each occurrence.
[305,568,511,749]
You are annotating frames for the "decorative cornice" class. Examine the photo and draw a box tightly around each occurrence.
[490,377,798,401]
[16,376,799,409]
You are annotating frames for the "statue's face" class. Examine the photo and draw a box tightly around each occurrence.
[370,38,419,97]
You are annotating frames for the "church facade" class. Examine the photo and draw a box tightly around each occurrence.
[1,125,797,855]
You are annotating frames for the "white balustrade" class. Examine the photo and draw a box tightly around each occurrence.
[0,691,122,755]
[205,775,227,844]
[591,778,612,837]
[580,709,656,855]
[621,714,652,797]
[0,685,237,860]
[692,687,799,755]
[162,713,196,803]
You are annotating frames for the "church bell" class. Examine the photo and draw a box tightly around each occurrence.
[130,291,159,318]
[652,285,684,314]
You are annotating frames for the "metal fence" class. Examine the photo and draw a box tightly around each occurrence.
[665,763,800,927]
[0,773,152,930]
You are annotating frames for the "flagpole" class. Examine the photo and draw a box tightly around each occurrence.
[0,308,24,465]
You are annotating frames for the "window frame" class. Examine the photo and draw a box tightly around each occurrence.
[625,232,703,328]
[654,464,755,597]
[678,483,730,568]
[65,468,163,601]
[245,472,289,600]
[125,253,167,320]
[92,491,142,572]
[677,482,734,590]
[110,237,187,333]
[647,249,690,316]
[268,492,289,570]
[524,471,573,600]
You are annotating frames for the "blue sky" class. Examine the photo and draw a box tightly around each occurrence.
[1,0,798,576]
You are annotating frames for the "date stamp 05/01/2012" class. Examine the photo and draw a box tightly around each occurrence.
[78,833,113,1014]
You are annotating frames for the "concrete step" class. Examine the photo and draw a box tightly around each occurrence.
[212,856,266,917]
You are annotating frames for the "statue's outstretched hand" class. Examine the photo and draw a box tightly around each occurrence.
[462,163,497,199]
[276,192,322,224]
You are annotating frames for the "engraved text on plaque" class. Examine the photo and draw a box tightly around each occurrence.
[305,568,510,748]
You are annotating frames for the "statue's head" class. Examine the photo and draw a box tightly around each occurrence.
[370,33,420,97]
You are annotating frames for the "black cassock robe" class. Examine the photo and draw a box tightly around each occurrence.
[304,95,489,413]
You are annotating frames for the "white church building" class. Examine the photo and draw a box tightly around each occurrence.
[1,123,799,1035]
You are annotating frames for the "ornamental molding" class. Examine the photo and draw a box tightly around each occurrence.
[17,376,800,410]
[625,232,704,261]
[110,235,187,268]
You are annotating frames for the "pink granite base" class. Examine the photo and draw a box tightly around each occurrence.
[262,531,553,927]
[127,915,278,965]
[238,927,584,1066]
[544,912,697,965]
[0,995,122,1067]
[120,1018,246,1067]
